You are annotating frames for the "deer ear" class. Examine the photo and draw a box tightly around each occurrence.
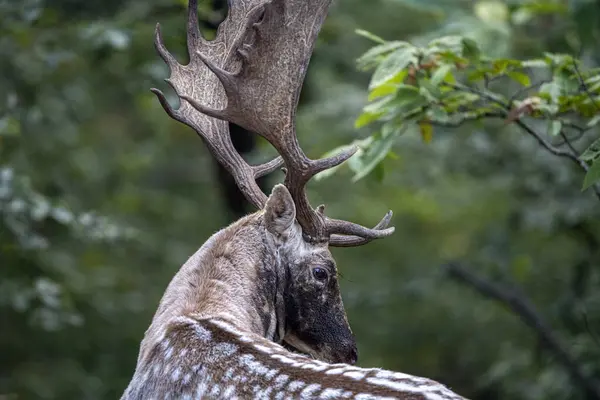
[265,184,296,237]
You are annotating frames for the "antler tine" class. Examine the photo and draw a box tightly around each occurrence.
[328,211,395,247]
[151,1,282,210]
[186,0,205,51]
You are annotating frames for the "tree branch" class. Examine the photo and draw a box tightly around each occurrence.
[444,262,600,400]
[573,61,600,112]
[442,82,600,200]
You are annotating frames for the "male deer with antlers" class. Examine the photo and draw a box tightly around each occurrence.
[121,0,465,399]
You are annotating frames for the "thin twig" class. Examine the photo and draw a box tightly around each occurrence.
[514,119,584,165]
[560,131,579,154]
[444,263,600,400]
[573,61,600,112]
[443,81,600,200]
[427,112,505,128]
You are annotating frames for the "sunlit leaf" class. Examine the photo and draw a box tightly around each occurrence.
[431,64,454,86]
[522,59,547,68]
[581,138,600,161]
[358,41,412,71]
[582,160,600,190]
[506,71,531,86]
[369,83,400,101]
[587,115,600,128]
[548,120,562,136]
[355,29,386,44]
[352,125,407,181]
[370,47,417,89]
[355,111,385,129]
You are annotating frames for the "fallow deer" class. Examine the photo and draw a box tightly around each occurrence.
[121,0,466,398]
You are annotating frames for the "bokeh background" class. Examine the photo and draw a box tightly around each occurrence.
[2,0,599,399]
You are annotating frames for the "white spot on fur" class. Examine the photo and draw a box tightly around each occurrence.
[355,394,382,400]
[210,342,238,360]
[274,374,289,388]
[374,369,417,381]
[192,323,212,341]
[287,380,305,391]
[255,386,273,400]
[239,354,269,375]
[325,366,347,375]
[271,353,296,365]
[253,343,274,353]
[300,383,321,398]
[195,382,208,397]
[183,372,192,385]
[319,388,344,398]
[343,370,366,380]
[300,362,329,372]
[365,377,453,400]
[274,391,286,400]
[209,385,220,397]
[223,385,236,398]
[265,368,279,380]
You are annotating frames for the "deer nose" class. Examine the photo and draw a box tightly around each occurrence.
[347,347,358,365]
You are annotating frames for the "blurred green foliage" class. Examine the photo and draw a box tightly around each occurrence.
[1,0,599,399]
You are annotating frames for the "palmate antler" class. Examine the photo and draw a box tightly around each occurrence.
[152,0,394,246]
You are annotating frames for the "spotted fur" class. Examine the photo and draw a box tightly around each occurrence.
[121,186,465,399]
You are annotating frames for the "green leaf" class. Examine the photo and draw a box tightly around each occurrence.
[581,138,600,161]
[540,82,561,103]
[394,84,421,101]
[587,115,600,128]
[368,83,399,101]
[522,59,548,68]
[461,37,480,60]
[548,120,562,136]
[357,41,412,71]
[352,125,407,181]
[355,111,384,129]
[582,159,600,190]
[430,64,454,86]
[544,53,574,68]
[506,71,531,86]
[355,29,386,44]
[370,47,417,89]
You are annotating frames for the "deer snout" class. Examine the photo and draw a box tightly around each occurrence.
[334,342,358,365]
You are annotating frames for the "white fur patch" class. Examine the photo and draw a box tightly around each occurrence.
[287,380,306,391]
[299,383,322,398]
[343,370,366,380]
[318,388,344,399]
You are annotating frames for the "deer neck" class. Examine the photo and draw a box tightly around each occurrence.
[138,213,285,365]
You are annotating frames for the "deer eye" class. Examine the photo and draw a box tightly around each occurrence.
[312,267,328,281]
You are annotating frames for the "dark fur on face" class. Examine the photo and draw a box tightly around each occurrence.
[264,185,358,364]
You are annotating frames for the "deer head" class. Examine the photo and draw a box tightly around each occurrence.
[148,0,394,364]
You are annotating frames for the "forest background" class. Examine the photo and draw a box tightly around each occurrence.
[2,0,600,399]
